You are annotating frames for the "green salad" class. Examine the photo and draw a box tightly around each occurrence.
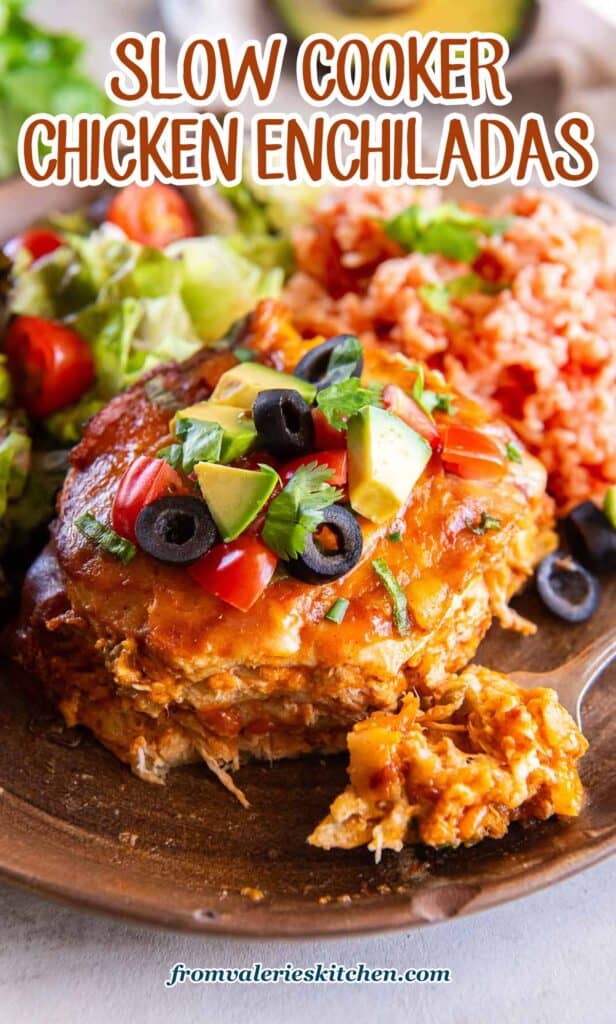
[0,177,317,595]
[0,0,111,181]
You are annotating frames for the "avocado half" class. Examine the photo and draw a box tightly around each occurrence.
[272,0,536,48]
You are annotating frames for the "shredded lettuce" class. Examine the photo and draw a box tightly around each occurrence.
[166,237,282,342]
[6,448,68,544]
[0,427,30,517]
[44,393,105,445]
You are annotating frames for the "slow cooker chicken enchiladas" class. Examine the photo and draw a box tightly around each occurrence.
[4,180,613,858]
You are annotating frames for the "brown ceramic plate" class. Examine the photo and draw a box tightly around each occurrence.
[0,182,614,937]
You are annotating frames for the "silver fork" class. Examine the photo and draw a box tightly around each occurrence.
[510,625,616,729]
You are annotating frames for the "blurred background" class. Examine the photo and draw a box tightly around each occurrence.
[0,0,615,207]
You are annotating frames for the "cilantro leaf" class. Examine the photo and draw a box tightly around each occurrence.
[156,444,184,472]
[420,390,455,415]
[76,512,136,565]
[505,442,522,464]
[372,558,410,636]
[173,417,223,473]
[466,513,502,535]
[262,462,343,560]
[385,204,512,263]
[316,378,383,431]
[324,335,363,384]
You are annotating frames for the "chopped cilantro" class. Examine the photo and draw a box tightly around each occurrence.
[419,272,486,315]
[505,442,523,464]
[372,558,410,636]
[420,390,455,415]
[388,531,402,542]
[262,462,343,561]
[603,486,616,529]
[233,346,255,363]
[316,378,383,431]
[144,375,180,411]
[466,513,502,535]
[385,204,512,263]
[325,335,363,384]
[76,512,136,565]
[156,444,184,472]
[324,597,350,624]
[172,417,223,473]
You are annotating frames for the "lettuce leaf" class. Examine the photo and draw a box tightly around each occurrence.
[73,293,200,399]
[166,237,282,342]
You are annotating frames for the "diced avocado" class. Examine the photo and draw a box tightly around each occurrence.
[604,486,616,529]
[174,402,257,463]
[272,0,535,45]
[347,406,431,524]
[195,462,279,541]
[209,362,316,410]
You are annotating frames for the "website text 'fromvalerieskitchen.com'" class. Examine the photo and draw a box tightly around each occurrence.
[164,963,452,987]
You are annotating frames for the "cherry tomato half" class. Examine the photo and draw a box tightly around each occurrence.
[188,536,278,612]
[382,384,442,453]
[107,183,197,249]
[281,450,348,488]
[112,455,186,543]
[4,316,95,419]
[311,409,346,450]
[5,227,64,263]
[441,424,506,481]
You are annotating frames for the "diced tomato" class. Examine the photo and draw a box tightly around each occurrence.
[4,316,95,418]
[441,424,506,481]
[188,536,278,612]
[107,183,197,248]
[112,455,186,542]
[311,409,346,450]
[382,384,443,453]
[281,450,348,487]
[5,227,64,263]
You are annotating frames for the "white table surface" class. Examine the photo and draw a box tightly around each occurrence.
[1,4,613,1022]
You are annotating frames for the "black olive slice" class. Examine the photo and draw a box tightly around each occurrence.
[536,552,600,623]
[287,504,363,584]
[565,500,616,574]
[253,389,315,458]
[135,496,219,565]
[294,335,363,390]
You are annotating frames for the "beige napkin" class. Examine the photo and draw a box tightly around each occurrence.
[508,0,616,205]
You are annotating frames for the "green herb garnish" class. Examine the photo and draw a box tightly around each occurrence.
[400,361,454,417]
[316,378,383,431]
[172,417,224,473]
[233,346,255,363]
[372,558,410,636]
[505,442,522,464]
[603,486,616,529]
[325,335,363,384]
[388,531,402,542]
[419,272,488,315]
[262,462,343,560]
[156,444,184,472]
[421,391,455,415]
[385,204,512,263]
[144,375,180,411]
[324,598,350,624]
[466,513,502,536]
[76,512,136,565]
